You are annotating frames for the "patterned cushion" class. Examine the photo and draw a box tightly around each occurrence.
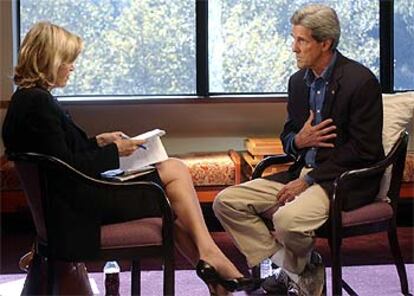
[178,152,237,186]
[0,150,411,190]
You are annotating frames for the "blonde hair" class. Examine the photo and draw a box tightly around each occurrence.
[291,4,340,50]
[14,22,83,89]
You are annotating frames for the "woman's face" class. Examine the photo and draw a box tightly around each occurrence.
[55,62,75,88]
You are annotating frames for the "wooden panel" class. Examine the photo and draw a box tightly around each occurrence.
[195,186,223,203]
[400,183,414,199]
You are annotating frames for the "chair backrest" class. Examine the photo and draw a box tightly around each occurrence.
[327,131,409,235]
[331,130,409,208]
[384,130,409,208]
[12,157,48,243]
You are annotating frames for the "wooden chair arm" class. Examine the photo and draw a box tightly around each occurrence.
[252,154,294,179]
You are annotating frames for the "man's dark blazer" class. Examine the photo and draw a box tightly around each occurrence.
[266,52,385,211]
[2,87,160,259]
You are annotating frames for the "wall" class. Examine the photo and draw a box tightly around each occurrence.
[64,101,287,154]
[0,0,15,155]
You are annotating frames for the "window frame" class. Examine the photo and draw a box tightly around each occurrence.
[15,0,409,103]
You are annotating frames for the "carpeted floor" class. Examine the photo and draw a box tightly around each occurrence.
[1,215,413,295]
[0,264,413,295]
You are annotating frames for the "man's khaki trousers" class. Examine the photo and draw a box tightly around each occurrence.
[213,171,329,274]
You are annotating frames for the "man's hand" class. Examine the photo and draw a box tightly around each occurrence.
[276,178,309,206]
[294,110,337,150]
[114,139,146,157]
[96,131,128,147]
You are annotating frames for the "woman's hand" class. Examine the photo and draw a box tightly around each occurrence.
[96,131,128,147]
[114,139,145,156]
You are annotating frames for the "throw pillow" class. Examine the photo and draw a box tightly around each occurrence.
[376,92,414,201]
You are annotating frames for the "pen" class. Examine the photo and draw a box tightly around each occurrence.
[120,133,146,149]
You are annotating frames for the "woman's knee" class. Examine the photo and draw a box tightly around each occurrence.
[159,157,188,171]
[157,158,190,180]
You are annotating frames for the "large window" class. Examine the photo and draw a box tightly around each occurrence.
[20,0,196,97]
[394,0,414,90]
[209,0,379,93]
[19,0,410,98]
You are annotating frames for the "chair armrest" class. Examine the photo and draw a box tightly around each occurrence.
[252,154,294,179]
[8,152,174,224]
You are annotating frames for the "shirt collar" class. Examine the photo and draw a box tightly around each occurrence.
[304,50,338,86]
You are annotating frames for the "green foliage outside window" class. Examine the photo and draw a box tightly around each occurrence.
[20,0,414,96]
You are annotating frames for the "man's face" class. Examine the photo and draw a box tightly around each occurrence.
[291,25,325,71]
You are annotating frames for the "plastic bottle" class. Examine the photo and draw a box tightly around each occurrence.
[103,261,120,296]
[260,258,273,279]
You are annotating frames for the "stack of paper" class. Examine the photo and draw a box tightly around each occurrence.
[119,129,168,173]
[102,129,168,181]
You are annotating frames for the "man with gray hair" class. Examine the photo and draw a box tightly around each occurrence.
[213,4,384,295]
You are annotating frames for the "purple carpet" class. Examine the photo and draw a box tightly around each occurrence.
[0,264,412,295]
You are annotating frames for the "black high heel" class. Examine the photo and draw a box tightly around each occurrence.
[196,260,260,292]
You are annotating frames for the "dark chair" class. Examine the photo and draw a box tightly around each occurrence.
[8,151,175,296]
[251,130,411,296]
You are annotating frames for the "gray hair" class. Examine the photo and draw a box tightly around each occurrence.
[290,4,341,50]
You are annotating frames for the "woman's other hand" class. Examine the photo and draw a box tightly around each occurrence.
[96,131,128,147]
[114,139,145,156]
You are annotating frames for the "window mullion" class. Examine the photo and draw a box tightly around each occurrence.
[196,0,209,97]
[380,0,394,93]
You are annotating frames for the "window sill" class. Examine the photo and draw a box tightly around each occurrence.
[57,94,288,105]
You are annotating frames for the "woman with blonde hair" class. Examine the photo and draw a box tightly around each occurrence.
[3,22,256,295]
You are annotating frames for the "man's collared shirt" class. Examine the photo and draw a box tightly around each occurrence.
[285,51,337,185]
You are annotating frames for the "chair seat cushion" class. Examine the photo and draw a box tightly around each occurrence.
[341,201,393,227]
[100,217,163,249]
[260,201,393,229]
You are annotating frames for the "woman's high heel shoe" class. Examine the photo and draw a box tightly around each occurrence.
[196,260,260,292]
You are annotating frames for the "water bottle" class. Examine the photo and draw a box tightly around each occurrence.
[260,258,273,279]
[103,261,120,296]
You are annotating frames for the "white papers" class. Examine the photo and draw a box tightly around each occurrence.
[119,129,168,173]
[132,128,166,141]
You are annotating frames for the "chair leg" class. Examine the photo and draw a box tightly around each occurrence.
[251,265,261,280]
[46,258,55,295]
[329,235,343,296]
[388,223,410,295]
[164,256,175,296]
[131,260,141,296]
